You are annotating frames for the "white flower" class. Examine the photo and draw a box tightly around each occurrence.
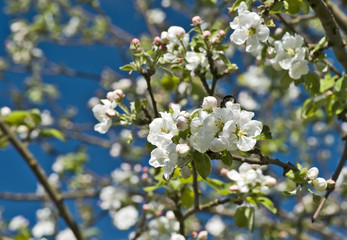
[209,136,228,152]
[99,186,122,210]
[8,215,29,231]
[229,2,269,53]
[147,112,178,149]
[32,220,55,238]
[110,142,122,157]
[237,91,259,110]
[223,103,262,151]
[63,16,80,37]
[271,33,309,79]
[148,211,179,239]
[185,51,208,71]
[205,216,225,237]
[56,229,77,240]
[112,205,138,230]
[176,115,189,131]
[307,167,319,180]
[92,99,117,134]
[312,177,327,192]
[202,96,218,110]
[149,143,178,180]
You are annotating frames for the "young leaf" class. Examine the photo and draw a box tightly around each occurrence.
[192,151,211,179]
[221,151,233,166]
[257,196,277,213]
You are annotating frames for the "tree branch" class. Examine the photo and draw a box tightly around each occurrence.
[0,118,84,240]
[308,0,347,72]
[143,72,159,118]
[0,190,99,201]
[325,0,347,35]
[191,161,200,212]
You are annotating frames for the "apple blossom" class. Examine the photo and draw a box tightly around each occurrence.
[92,99,117,134]
[111,205,138,230]
[8,215,29,231]
[312,177,327,192]
[229,2,270,53]
[201,96,218,110]
[307,167,319,180]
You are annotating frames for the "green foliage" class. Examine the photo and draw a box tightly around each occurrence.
[254,125,272,140]
[192,151,211,179]
[221,151,233,166]
[40,128,66,141]
[4,110,41,127]
[234,206,255,232]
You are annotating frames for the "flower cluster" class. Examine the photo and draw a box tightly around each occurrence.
[306,167,328,192]
[229,2,270,54]
[92,89,125,134]
[148,96,263,179]
[226,163,277,193]
[270,32,309,79]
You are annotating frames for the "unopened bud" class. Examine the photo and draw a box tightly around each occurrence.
[212,36,220,44]
[306,167,319,180]
[229,185,239,192]
[155,210,163,217]
[176,57,183,63]
[203,31,211,38]
[142,204,149,211]
[161,31,169,44]
[130,38,141,50]
[192,232,198,238]
[142,166,149,172]
[202,96,218,110]
[176,144,190,157]
[197,230,208,240]
[175,27,186,39]
[176,116,188,131]
[220,168,229,176]
[181,165,191,179]
[265,176,277,187]
[327,179,336,188]
[266,46,276,59]
[192,16,202,26]
[141,173,148,181]
[153,36,161,46]
[106,109,117,118]
[218,30,226,38]
[107,89,124,102]
[312,177,327,192]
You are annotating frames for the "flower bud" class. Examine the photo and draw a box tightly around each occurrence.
[153,36,161,46]
[176,57,183,63]
[218,30,226,38]
[192,16,202,26]
[106,109,117,118]
[265,176,277,187]
[142,166,149,173]
[327,179,336,188]
[203,31,211,38]
[142,204,149,211]
[141,173,148,181]
[160,31,169,44]
[212,36,220,43]
[197,231,208,240]
[229,185,239,192]
[130,38,141,50]
[107,89,125,102]
[220,168,229,176]
[191,232,198,238]
[266,46,276,59]
[176,116,189,131]
[181,165,191,179]
[176,143,190,157]
[312,177,327,192]
[174,27,186,39]
[209,137,227,152]
[202,96,218,110]
[306,167,319,180]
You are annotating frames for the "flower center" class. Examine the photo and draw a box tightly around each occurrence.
[248,27,256,36]
[286,48,296,56]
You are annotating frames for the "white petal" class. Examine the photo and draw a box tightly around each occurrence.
[242,120,263,137]
[257,25,269,42]
[237,135,256,151]
[230,28,249,45]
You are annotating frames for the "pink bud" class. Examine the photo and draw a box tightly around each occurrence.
[141,173,148,181]
[153,36,161,46]
[327,179,336,188]
[142,204,150,211]
[203,31,211,38]
[105,109,117,118]
[197,230,208,240]
[191,232,198,238]
[142,166,149,172]
[155,210,163,217]
[131,38,140,45]
[107,89,124,102]
[220,168,229,176]
[218,30,226,38]
[212,36,220,43]
[192,16,202,25]
[176,57,183,63]
[229,185,239,192]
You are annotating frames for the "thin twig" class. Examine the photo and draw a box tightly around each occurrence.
[191,161,200,211]
[183,197,233,219]
[325,0,347,35]
[0,118,84,240]
[0,190,99,201]
[143,72,159,118]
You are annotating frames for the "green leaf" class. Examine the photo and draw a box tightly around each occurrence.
[280,72,293,89]
[221,151,233,166]
[320,74,338,92]
[119,64,136,71]
[161,67,174,78]
[40,128,66,141]
[204,177,230,195]
[234,206,255,232]
[134,99,142,113]
[303,73,320,96]
[285,0,301,15]
[257,196,277,213]
[5,110,41,126]
[192,151,211,179]
[300,0,310,14]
